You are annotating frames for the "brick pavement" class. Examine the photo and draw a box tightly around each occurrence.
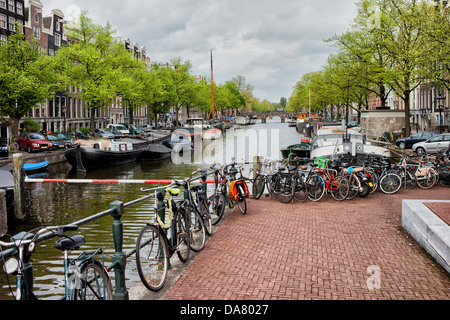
[425,202,450,226]
[164,186,450,300]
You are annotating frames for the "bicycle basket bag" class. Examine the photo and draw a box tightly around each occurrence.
[228,180,250,201]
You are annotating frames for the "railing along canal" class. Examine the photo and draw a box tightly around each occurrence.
[1,177,214,300]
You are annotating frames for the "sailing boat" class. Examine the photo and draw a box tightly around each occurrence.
[295,88,322,135]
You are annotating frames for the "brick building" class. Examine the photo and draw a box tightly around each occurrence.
[0,0,26,142]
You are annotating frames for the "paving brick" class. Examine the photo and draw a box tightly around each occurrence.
[164,186,450,300]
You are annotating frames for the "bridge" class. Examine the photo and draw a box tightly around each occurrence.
[242,111,297,123]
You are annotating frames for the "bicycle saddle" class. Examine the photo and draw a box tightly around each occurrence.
[55,235,86,251]
[229,168,238,174]
[191,185,202,192]
[167,188,181,196]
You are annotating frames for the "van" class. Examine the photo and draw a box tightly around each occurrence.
[107,124,129,136]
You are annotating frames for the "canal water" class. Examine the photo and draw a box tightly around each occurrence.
[0,120,303,300]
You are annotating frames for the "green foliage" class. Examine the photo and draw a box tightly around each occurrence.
[0,25,64,150]
[22,119,41,133]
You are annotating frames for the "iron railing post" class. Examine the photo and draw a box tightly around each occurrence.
[110,201,129,300]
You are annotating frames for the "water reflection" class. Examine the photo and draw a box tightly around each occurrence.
[0,121,302,300]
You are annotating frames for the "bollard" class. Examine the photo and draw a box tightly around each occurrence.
[253,155,262,179]
[13,154,26,221]
[110,201,129,300]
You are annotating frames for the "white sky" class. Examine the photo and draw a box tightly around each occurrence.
[41,0,358,103]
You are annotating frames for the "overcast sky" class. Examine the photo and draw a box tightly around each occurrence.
[41,0,358,103]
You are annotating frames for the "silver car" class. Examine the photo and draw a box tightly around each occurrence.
[412,133,450,155]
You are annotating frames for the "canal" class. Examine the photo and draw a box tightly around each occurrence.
[0,120,303,300]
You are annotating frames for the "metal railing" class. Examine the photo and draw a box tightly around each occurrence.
[0,191,156,300]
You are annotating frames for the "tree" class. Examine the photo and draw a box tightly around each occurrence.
[57,12,134,131]
[372,0,428,136]
[0,26,63,151]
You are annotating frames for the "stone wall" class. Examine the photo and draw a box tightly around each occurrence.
[360,110,405,140]
[0,190,7,236]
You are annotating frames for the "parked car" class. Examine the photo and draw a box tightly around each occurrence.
[119,123,144,135]
[412,133,450,155]
[93,129,114,139]
[17,133,52,153]
[0,139,8,158]
[56,133,76,148]
[46,134,67,150]
[396,131,438,149]
[139,124,153,132]
[107,124,129,136]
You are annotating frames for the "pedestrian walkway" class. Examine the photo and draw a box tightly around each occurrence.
[136,186,450,300]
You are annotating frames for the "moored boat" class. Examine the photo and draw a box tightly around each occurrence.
[23,160,49,173]
[309,126,390,160]
[280,143,311,160]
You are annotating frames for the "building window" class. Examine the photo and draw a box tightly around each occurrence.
[34,12,39,23]
[16,1,22,15]
[0,34,7,44]
[0,14,6,29]
[33,26,40,39]
[55,33,61,46]
[7,0,14,12]
[8,17,15,31]
[49,49,54,56]
[0,0,6,9]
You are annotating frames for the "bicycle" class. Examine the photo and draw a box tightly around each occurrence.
[207,164,227,226]
[136,183,191,292]
[368,156,402,194]
[174,171,208,252]
[0,225,112,300]
[306,157,349,202]
[228,163,250,214]
[272,162,296,203]
[252,159,278,200]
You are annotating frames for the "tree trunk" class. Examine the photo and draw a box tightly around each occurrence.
[90,107,97,133]
[403,91,411,137]
[128,105,134,125]
[10,116,21,153]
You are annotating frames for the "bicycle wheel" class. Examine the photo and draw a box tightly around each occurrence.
[306,174,325,202]
[379,173,402,194]
[200,197,213,236]
[275,175,295,203]
[365,169,378,194]
[293,174,308,202]
[402,170,417,189]
[331,175,349,201]
[209,193,225,225]
[358,181,371,198]
[189,209,206,252]
[252,175,265,200]
[416,168,437,189]
[73,259,113,300]
[135,224,169,292]
[345,173,359,200]
[236,184,248,214]
[176,209,191,263]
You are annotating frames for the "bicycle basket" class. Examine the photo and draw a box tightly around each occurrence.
[314,157,329,170]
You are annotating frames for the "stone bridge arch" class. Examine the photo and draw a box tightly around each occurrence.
[245,112,297,123]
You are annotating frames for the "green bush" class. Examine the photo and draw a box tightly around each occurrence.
[22,119,41,133]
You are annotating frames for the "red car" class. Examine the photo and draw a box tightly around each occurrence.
[17,133,52,153]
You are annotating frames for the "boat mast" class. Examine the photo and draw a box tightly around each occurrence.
[210,49,215,122]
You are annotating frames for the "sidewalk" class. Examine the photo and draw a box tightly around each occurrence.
[133,186,450,300]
